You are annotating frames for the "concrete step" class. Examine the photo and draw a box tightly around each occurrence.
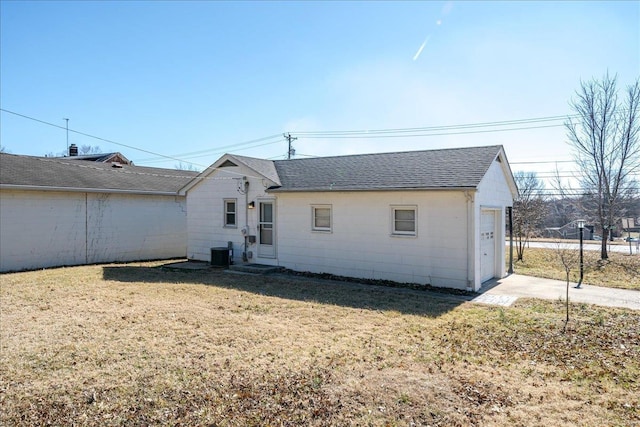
[229,263,283,275]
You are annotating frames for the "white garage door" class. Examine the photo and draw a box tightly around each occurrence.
[480,210,496,283]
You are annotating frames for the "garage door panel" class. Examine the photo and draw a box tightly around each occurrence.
[480,211,496,283]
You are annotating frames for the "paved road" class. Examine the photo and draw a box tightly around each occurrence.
[473,274,640,310]
[510,241,639,254]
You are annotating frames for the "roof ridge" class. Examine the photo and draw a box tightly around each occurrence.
[273,144,503,163]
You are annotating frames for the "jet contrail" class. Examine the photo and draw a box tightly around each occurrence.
[412,35,430,61]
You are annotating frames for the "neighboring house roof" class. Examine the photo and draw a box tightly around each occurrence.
[61,152,132,165]
[180,144,517,196]
[271,145,510,192]
[545,221,595,237]
[1,153,197,195]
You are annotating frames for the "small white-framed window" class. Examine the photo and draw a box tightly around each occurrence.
[312,205,332,232]
[392,206,417,236]
[224,199,237,227]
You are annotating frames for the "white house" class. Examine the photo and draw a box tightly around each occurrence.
[0,153,197,272]
[180,145,518,291]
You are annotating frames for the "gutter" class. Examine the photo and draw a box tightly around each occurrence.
[267,186,478,193]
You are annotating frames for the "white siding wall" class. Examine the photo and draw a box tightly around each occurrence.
[184,157,515,290]
[473,158,516,288]
[0,190,86,272]
[0,189,187,272]
[186,165,269,263]
[273,191,471,289]
[85,193,187,264]
[476,159,514,208]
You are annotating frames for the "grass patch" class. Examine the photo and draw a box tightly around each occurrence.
[511,247,640,290]
[1,262,638,426]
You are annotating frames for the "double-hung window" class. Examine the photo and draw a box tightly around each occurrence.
[224,199,237,227]
[392,206,417,236]
[312,205,332,232]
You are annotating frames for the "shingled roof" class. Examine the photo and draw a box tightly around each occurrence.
[0,153,198,195]
[270,145,506,192]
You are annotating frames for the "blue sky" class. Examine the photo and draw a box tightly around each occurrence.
[1,1,638,186]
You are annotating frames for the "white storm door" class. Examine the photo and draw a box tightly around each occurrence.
[258,201,276,258]
[480,210,497,283]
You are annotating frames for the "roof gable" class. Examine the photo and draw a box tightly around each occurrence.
[179,153,281,194]
[494,148,519,197]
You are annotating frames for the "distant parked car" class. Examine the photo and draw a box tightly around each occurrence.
[593,235,602,241]
[624,237,639,242]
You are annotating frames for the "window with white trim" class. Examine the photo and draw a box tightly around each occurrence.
[224,199,237,227]
[312,205,332,232]
[392,206,417,236]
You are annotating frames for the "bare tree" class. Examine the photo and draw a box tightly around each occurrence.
[80,145,102,155]
[45,150,66,157]
[566,73,640,259]
[552,241,579,329]
[175,162,200,172]
[513,171,546,261]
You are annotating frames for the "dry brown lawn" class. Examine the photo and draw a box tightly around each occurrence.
[1,261,639,426]
[512,247,640,291]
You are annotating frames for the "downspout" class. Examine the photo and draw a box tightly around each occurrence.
[508,206,514,274]
[243,177,249,262]
[464,191,474,291]
[85,193,89,264]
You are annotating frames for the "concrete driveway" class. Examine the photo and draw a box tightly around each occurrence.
[473,274,640,311]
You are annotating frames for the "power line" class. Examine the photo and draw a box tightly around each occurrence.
[291,113,579,136]
[136,135,283,164]
[7,107,635,175]
[1,108,282,168]
[290,108,634,138]
[292,123,567,139]
[0,107,582,163]
[135,134,282,162]
[511,160,575,165]
[1,108,207,166]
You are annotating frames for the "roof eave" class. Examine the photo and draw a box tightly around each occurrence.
[0,184,181,196]
[496,146,519,198]
[267,186,478,193]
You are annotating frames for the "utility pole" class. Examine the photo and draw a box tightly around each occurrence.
[63,118,69,154]
[284,133,297,159]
